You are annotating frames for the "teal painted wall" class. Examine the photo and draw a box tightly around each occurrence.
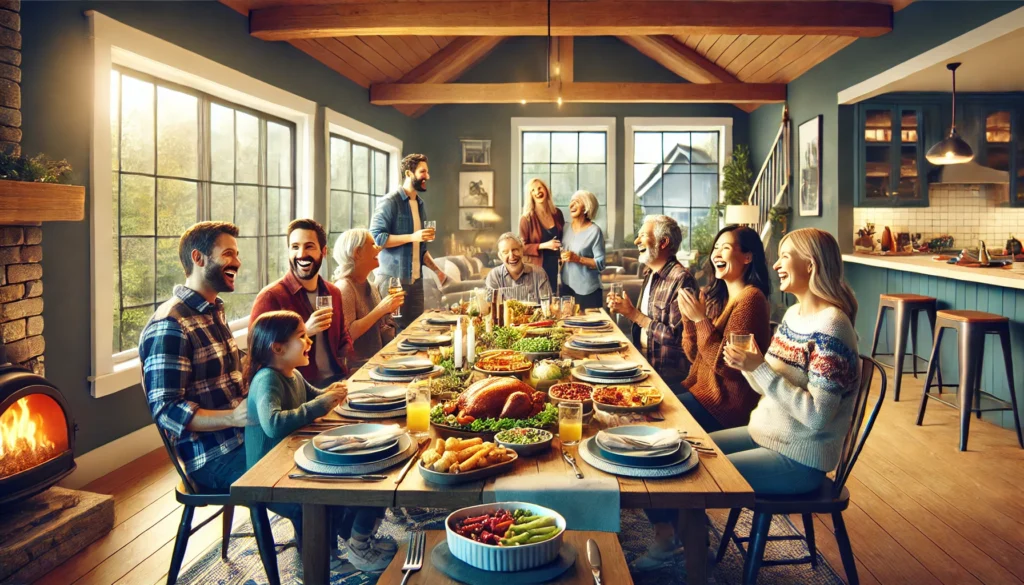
[407,37,750,251]
[749,1,1024,250]
[20,2,415,455]
[846,263,1023,431]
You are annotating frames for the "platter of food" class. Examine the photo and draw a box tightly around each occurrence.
[431,378,557,437]
[445,503,566,571]
[473,350,533,375]
[418,437,519,485]
[547,382,594,414]
[591,385,663,413]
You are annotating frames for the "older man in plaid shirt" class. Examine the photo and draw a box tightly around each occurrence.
[607,215,696,388]
[139,221,248,494]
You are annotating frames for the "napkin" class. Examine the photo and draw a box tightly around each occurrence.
[313,424,404,452]
[595,428,680,452]
[486,472,620,532]
[586,361,638,372]
[348,393,403,404]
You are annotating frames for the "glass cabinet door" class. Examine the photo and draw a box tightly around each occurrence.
[863,107,894,200]
[895,109,922,199]
[1016,110,1024,206]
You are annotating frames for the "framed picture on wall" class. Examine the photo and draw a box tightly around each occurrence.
[461,139,491,166]
[459,171,494,207]
[459,208,491,231]
[798,115,822,217]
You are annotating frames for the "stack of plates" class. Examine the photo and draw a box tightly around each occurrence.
[295,423,416,475]
[336,386,407,419]
[563,316,611,329]
[577,426,698,478]
[571,359,648,384]
[398,334,452,352]
[426,315,461,327]
[564,335,624,354]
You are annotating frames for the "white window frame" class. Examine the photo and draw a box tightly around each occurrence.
[623,117,734,245]
[510,117,617,237]
[88,11,316,398]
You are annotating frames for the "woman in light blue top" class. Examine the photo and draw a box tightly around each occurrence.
[560,190,606,311]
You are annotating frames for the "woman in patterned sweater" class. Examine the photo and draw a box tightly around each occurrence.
[720,228,860,494]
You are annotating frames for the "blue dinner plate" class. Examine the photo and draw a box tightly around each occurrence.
[379,356,435,376]
[312,423,402,465]
[591,426,690,468]
[346,385,407,412]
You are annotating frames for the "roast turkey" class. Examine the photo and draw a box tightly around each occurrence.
[456,377,546,420]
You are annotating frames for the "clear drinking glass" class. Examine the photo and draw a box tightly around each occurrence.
[540,292,552,317]
[558,402,583,446]
[560,295,574,318]
[315,296,332,311]
[730,333,754,352]
[549,296,562,319]
[405,384,431,438]
[423,220,437,242]
[388,277,403,318]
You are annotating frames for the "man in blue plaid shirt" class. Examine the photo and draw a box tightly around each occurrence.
[140,221,248,493]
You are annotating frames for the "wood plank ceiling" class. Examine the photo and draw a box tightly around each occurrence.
[222,0,912,117]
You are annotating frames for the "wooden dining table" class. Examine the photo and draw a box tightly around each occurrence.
[231,309,753,585]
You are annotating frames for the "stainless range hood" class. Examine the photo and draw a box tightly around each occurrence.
[931,160,1009,184]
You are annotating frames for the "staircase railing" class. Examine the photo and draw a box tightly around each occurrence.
[748,106,791,246]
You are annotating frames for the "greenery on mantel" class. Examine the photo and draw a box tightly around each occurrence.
[0,152,74,184]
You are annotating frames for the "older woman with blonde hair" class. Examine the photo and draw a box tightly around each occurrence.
[332,229,404,368]
[560,189,606,311]
[519,178,564,287]
[718,227,860,496]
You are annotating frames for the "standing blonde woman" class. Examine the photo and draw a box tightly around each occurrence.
[560,190,605,311]
[519,178,564,287]
[719,227,860,495]
[332,229,404,369]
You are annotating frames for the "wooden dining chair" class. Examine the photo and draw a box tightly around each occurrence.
[156,426,281,585]
[714,356,886,585]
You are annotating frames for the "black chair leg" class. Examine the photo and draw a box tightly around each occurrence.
[997,328,1024,449]
[802,513,817,569]
[221,505,234,560]
[250,505,282,585]
[910,310,920,378]
[167,505,195,585]
[743,512,772,585]
[918,327,944,426]
[832,512,859,585]
[716,508,741,563]
[869,305,886,360]
[892,306,911,402]
[959,330,982,452]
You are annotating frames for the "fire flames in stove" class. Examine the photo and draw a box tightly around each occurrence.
[0,395,66,478]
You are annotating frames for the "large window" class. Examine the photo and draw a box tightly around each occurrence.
[520,131,608,235]
[110,67,295,353]
[327,134,390,277]
[625,119,732,251]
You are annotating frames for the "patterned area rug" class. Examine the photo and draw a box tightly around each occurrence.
[179,507,845,584]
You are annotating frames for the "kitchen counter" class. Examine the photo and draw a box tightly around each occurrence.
[843,253,1024,291]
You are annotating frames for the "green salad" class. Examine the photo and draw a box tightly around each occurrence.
[430,403,558,433]
[495,428,551,445]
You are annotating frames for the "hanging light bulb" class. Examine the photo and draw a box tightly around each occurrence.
[557,96,563,107]
[925,62,974,165]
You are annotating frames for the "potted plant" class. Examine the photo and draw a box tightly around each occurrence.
[0,152,83,223]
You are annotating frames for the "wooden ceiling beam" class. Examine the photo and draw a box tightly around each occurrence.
[250,1,892,41]
[370,81,786,105]
[618,35,758,112]
[391,36,507,116]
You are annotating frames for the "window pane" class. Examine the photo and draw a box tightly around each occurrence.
[235,186,259,235]
[211,184,234,223]
[156,179,197,236]
[635,163,662,205]
[236,111,259,184]
[120,75,155,174]
[691,132,719,163]
[579,164,606,204]
[353,144,369,193]
[579,132,606,163]
[663,133,690,163]
[266,235,288,283]
[110,71,120,171]
[331,137,351,190]
[692,163,718,174]
[156,86,198,179]
[211,104,235,183]
[233,237,260,294]
[120,306,152,353]
[663,174,690,207]
[551,132,578,163]
[112,170,120,351]
[373,150,388,195]
[352,193,370,228]
[221,294,256,325]
[121,237,155,306]
[691,174,718,208]
[523,132,550,163]
[634,133,662,164]
[267,121,292,187]
[121,175,155,236]
[331,190,352,232]
[551,164,576,206]
[266,188,287,236]
[156,237,179,303]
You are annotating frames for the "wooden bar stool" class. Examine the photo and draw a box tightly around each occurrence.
[869,294,939,402]
[917,310,1024,451]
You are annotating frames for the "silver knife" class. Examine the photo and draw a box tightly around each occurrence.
[562,449,584,479]
[288,473,387,482]
[587,538,603,585]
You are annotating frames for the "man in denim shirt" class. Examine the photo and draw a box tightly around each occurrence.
[369,154,448,329]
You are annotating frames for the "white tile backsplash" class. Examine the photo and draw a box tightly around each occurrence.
[853,184,1024,251]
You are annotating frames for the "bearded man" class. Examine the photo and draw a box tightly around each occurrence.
[250,218,352,384]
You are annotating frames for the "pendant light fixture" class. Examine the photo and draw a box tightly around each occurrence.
[925,62,974,165]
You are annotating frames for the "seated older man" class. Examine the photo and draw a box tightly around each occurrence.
[608,215,696,388]
[485,232,553,301]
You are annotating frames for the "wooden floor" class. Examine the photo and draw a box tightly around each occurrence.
[33,375,1024,585]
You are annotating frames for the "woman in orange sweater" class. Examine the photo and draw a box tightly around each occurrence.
[678,225,773,433]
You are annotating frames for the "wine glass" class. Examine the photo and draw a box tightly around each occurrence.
[388,277,403,318]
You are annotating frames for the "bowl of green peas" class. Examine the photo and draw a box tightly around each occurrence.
[494,428,554,457]
[511,335,563,360]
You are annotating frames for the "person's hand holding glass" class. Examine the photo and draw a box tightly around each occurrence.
[423,220,437,242]
[723,333,765,372]
[387,277,404,318]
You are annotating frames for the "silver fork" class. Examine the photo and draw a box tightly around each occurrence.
[400,531,426,585]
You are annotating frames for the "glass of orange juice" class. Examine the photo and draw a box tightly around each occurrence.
[558,402,583,446]
[406,384,431,439]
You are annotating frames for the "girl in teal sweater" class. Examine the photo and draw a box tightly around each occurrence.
[244,310,396,572]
